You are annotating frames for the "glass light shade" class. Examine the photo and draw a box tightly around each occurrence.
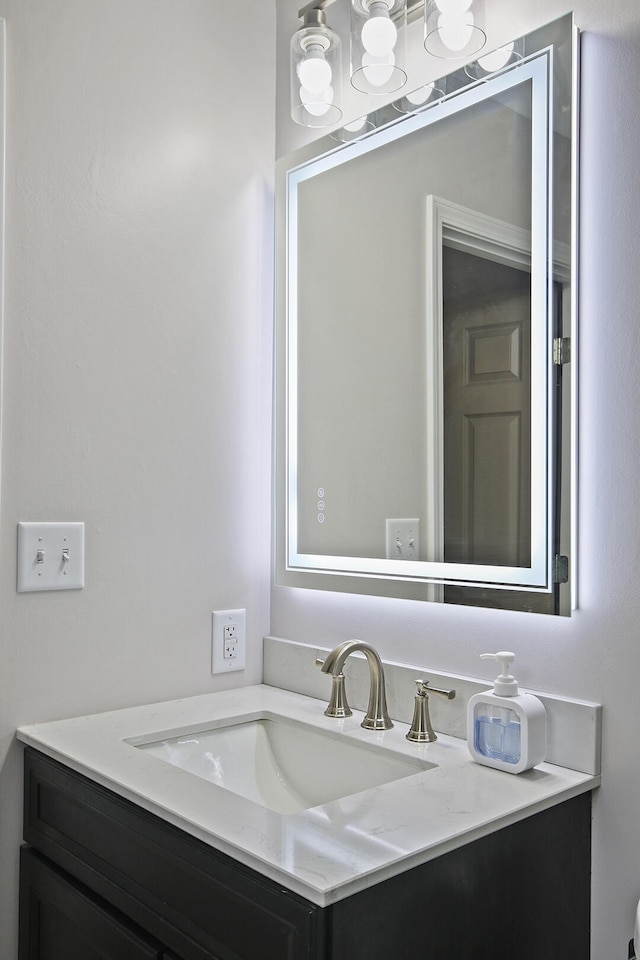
[351,0,407,97]
[291,10,343,128]
[464,38,525,80]
[330,114,377,143]
[392,80,446,115]
[424,0,486,60]
[434,0,472,14]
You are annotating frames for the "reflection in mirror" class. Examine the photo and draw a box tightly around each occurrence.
[276,15,577,615]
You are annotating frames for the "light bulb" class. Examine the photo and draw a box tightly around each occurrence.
[343,116,368,132]
[300,84,334,116]
[297,48,332,94]
[437,12,474,52]
[435,0,472,14]
[361,3,397,58]
[361,50,396,87]
[477,42,514,72]
[406,82,435,105]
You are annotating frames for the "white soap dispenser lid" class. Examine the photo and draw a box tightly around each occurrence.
[481,651,519,697]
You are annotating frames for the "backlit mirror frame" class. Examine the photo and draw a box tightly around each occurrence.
[275,14,578,613]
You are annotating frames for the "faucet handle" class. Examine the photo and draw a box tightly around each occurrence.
[416,679,456,701]
[317,658,352,718]
[406,679,456,743]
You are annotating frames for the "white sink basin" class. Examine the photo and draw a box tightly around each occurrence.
[129,713,431,815]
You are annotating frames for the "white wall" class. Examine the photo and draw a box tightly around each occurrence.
[0,2,274,957]
[274,1,640,957]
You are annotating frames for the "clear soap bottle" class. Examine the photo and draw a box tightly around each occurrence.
[467,652,546,774]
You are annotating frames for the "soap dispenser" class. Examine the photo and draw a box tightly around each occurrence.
[467,652,546,774]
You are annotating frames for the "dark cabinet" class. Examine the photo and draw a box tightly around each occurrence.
[20,749,323,960]
[19,848,163,960]
[20,747,592,960]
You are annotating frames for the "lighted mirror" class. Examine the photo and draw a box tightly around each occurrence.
[275,15,577,614]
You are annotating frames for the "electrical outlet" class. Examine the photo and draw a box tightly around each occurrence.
[212,609,246,674]
[385,518,420,560]
[223,624,238,660]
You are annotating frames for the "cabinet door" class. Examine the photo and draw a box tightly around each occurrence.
[24,749,324,960]
[20,847,161,960]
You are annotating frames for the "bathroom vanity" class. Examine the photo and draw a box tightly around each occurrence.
[17,684,598,960]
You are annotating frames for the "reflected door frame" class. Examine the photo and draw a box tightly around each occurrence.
[424,196,570,573]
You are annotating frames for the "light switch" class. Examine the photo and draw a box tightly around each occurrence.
[17,522,85,592]
[385,518,420,560]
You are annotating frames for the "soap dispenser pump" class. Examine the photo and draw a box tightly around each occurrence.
[467,652,546,774]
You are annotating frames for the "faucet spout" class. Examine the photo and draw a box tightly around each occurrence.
[321,640,393,730]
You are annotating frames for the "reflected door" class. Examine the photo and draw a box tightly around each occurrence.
[442,247,554,613]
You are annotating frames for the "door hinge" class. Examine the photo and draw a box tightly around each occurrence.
[553,337,571,365]
[553,555,569,584]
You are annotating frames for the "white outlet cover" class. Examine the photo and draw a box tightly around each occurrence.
[212,608,246,674]
[17,522,85,592]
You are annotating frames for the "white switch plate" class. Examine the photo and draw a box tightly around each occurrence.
[385,518,420,560]
[17,522,85,592]
[211,608,246,674]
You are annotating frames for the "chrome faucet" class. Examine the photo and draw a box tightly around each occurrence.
[320,640,393,730]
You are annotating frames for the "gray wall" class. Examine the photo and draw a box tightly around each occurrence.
[0,2,274,957]
[275,1,640,958]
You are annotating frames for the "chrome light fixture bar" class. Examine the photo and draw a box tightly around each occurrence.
[291,0,487,127]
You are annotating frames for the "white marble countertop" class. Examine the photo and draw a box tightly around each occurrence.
[17,684,599,906]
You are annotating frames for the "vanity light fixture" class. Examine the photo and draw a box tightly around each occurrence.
[424,0,486,60]
[350,0,407,96]
[290,4,343,128]
[290,0,486,128]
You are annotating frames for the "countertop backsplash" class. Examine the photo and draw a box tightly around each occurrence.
[263,636,602,776]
